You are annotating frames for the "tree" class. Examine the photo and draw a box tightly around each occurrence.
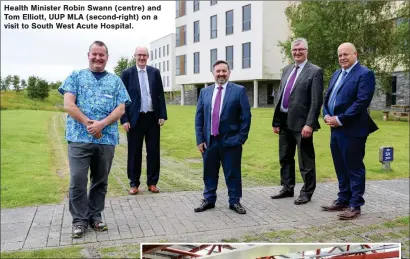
[20,79,27,90]
[12,75,20,92]
[36,79,49,100]
[2,75,12,91]
[393,1,410,72]
[48,81,62,89]
[278,1,399,92]
[113,56,136,77]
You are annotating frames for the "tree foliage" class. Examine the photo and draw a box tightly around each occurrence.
[12,75,20,92]
[26,76,50,100]
[20,79,27,90]
[2,75,12,91]
[113,56,136,77]
[278,1,405,92]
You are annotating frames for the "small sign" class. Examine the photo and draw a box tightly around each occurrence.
[379,146,394,162]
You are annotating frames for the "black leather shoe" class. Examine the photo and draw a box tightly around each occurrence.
[271,189,294,199]
[229,203,246,214]
[194,199,215,212]
[294,195,311,205]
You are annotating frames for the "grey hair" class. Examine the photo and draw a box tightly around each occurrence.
[291,38,308,49]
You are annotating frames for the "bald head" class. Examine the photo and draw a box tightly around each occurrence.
[134,46,149,68]
[337,42,358,69]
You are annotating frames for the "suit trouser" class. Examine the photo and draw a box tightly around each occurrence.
[279,126,316,197]
[127,112,160,188]
[330,131,367,209]
[202,136,243,205]
[68,142,115,227]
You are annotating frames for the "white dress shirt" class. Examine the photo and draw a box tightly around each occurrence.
[136,66,153,112]
[210,81,228,130]
[280,59,308,112]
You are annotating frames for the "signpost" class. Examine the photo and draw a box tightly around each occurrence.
[379,146,394,171]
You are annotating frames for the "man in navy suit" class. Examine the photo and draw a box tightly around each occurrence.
[194,60,252,214]
[120,46,167,195]
[321,43,378,220]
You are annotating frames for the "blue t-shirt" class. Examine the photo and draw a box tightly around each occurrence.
[58,69,131,146]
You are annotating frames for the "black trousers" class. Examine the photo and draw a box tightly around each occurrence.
[127,112,160,188]
[278,117,316,198]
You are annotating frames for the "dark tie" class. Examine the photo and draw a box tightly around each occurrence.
[282,66,299,109]
[328,71,348,116]
[212,86,223,136]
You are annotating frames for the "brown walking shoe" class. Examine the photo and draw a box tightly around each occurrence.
[321,200,349,211]
[129,187,139,195]
[338,207,361,220]
[148,185,160,193]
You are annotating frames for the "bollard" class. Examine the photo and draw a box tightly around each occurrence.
[379,146,394,171]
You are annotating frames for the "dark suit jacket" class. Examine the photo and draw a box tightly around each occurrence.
[272,61,324,132]
[323,62,378,137]
[195,82,252,148]
[120,65,167,128]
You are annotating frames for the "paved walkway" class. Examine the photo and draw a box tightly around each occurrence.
[1,179,408,252]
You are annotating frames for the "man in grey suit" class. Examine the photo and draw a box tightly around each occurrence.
[271,38,324,205]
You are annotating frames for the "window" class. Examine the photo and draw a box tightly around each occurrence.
[210,15,217,39]
[167,76,169,87]
[193,0,199,11]
[155,49,157,59]
[167,60,169,71]
[176,0,186,18]
[210,0,217,5]
[176,55,186,75]
[163,61,166,72]
[386,76,397,106]
[226,46,233,70]
[210,48,217,72]
[242,4,251,31]
[150,51,153,60]
[194,52,200,74]
[163,46,165,57]
[226,10,233,35]
[242,42,251,68]
[167,44,169,55]
[194,20,200,42]
[159,48,161,58]
[176,25,186,47]
[159,63,161,71]
[163,76,165,86]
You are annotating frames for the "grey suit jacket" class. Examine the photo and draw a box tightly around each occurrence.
[272,61,324,132]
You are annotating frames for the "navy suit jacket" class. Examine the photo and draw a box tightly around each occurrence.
[120,65,167,128]
[195,82,252,147]
[323,62,378,137]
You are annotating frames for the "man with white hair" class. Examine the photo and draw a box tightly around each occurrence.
[321,42,378,220]
[271,38,324,205]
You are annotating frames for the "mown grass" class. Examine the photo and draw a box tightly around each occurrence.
[160,106,409,186]
[1,110,67,208]
[1,90,408,207]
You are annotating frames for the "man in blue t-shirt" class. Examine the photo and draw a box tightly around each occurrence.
[58,41,131,238]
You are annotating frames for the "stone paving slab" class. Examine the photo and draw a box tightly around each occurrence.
[1,179,408,252]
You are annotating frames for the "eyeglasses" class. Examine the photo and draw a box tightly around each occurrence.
[135,54,148,57]
[292,48,307,52]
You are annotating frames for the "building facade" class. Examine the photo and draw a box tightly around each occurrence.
[149,33,178,93]
[174,0,292,107]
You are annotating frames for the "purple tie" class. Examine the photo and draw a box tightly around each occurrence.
[212,86,223,136]
[282,65,299,109]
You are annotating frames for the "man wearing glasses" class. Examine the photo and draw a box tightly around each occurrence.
[271,38,324,205]
[120,46,168,195]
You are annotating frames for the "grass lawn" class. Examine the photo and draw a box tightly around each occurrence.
[161,106,409,185]
[1,110,68,208]
[1,105,408,208]
[0,90,64,111]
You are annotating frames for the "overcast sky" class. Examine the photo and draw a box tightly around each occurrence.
[1,1,175,82]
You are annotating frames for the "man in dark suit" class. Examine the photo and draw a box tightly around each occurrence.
[271,38,324,205]
[194,60,251,214]
[321,42,378,220]
[120,46,167,195]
